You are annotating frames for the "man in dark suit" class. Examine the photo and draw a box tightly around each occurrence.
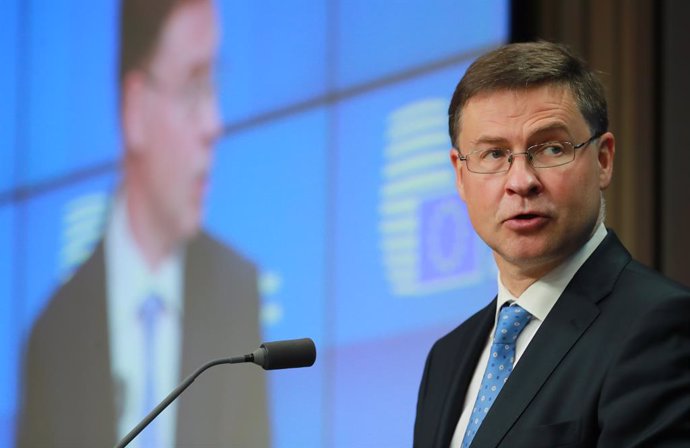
[18,0,269,446]
[18,235,267,447]
[414,42,690,447]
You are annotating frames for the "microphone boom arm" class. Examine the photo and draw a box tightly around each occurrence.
[114,355,248,448]
[113,337,315,448]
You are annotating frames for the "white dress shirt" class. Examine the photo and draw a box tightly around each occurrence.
[450,223,607,447]
[105,195,184,448]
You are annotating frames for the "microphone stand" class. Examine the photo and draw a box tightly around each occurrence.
[114,354,252,448]
[113,337,315,447]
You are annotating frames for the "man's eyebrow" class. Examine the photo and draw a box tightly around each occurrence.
[471,123,573,147]
[527,123,571,139]
[471,136,510,147]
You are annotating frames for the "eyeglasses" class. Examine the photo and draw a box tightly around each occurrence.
[456,133,603,174]
[144,69,216,117]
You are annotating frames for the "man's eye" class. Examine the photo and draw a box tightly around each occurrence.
[479,149,507,160]
[541,144,565,156]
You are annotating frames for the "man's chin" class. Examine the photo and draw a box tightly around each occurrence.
[177,214,203,245]
[493,238,565,271]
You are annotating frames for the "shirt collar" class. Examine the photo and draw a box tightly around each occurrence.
[495,222,607,322]
[106,193,184,314]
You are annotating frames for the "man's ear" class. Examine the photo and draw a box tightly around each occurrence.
[449,148,467,201]
[121,71,147,154]
[596,131,615,190]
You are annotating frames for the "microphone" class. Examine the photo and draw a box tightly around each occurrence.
[251,337,316,370]
[114,338,316,448]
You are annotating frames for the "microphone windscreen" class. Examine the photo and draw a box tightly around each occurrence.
[256,338,316,370]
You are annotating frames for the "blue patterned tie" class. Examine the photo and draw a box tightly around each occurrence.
[461,304,532,447]
[138,294,165,448]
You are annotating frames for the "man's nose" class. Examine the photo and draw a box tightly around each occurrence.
[504,152,542,196]
[199,92,222,145]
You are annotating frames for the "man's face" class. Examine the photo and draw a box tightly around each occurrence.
[450,85,615,276]
[125,0,220,244]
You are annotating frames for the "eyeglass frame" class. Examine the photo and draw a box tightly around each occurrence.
[455,132,604,174]
[141,67,217,118]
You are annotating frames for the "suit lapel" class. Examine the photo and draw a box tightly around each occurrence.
[176,235,215,441]
[75,242,119,443]
[434,302,496,448]
[470,290,599,447]
[470,231,631,447]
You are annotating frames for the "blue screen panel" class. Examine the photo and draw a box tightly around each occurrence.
[21,173,118,334]
[218,0,328,124]
[205,108,328,448]
[0,206,17,447]
[3,1,512,447]
[333,62,498,347]
[20,0,119,187]
[336,0,509,89]
[0,0,19,194]
[265,363,325,448]
[330,325,455,447]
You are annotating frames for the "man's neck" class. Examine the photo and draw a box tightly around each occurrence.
[495,222,607,297]
[495,257,563,297]
[123,183,177,271]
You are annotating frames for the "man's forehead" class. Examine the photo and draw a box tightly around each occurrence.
[457,85,583,140]
[465,84,575,110]
[151,0,219,68]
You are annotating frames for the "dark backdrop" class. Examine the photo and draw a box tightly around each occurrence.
[511,0,690,287]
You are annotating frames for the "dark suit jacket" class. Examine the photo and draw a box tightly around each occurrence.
[414,231,690,447]
[18,231,270,448]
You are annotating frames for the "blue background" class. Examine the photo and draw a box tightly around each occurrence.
[0,1,508,446]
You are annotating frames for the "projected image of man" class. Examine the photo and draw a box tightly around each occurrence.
[18,1,269,447]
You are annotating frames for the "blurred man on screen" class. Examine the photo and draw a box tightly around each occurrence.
[18,0,269,446]
[413,41,690,447]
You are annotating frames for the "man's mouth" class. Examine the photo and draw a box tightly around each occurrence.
[503,212,550,231]
[514,213,540,220]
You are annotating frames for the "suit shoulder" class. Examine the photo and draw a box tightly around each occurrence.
[599,259,690,339]
[184,231,259,301]
[31,243,106,333]
[619,259,690,304]
[189,231,256,273]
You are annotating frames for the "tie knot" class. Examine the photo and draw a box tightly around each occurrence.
[493,304,532,345]
[138,294,165,329]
